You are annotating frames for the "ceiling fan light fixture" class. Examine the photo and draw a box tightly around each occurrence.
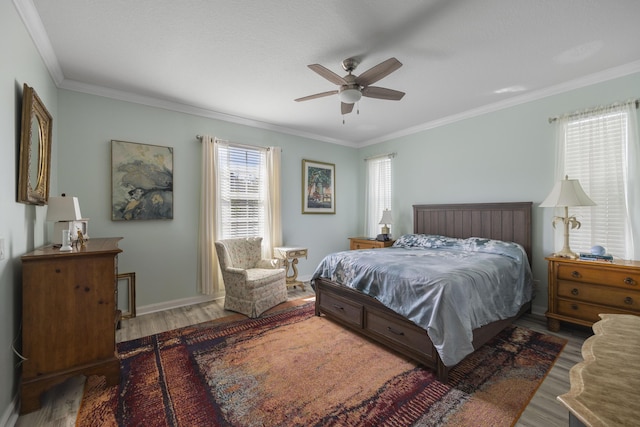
[339,87,362,104]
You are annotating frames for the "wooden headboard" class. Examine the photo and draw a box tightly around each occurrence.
[413,202,532,266]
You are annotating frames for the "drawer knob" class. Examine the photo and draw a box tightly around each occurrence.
[624,297,633,305]
[332,304,344,311]
[387,326,405,336]
[624,277,636,286]
[571,271,581,279]
[571,304,579,310]
[571,288,579,295]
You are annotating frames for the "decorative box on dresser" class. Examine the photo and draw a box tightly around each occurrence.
[20,237,123,414]
[349,237,395,250]
[546,256,640,332]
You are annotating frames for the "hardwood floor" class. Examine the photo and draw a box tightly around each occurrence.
[16,285,590,426]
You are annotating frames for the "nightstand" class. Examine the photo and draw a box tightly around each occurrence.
[349,237,395,250]
[545,256,640,332]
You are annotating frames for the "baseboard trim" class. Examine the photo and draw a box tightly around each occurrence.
[531,304,546,318]
[0,393,19,427]
[135,274,313,317]
[136,294,223,316]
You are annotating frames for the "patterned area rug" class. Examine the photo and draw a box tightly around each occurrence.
[76,300,566,426]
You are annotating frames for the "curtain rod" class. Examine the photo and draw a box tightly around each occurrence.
[548,99,639,123]
[364,152,396,161]
[195,135,270,151]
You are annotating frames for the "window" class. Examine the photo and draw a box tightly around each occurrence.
[557,101,639,259]
[365,155,393,237]
[216,143,266,239]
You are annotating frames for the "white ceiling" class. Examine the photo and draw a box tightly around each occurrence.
[17,0,640,146]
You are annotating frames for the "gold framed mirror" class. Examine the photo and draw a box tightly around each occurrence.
[18,84,52,205]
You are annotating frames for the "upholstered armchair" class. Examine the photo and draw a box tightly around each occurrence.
[215,237,287,318]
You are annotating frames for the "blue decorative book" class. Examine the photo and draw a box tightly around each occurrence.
[579,252,613,262]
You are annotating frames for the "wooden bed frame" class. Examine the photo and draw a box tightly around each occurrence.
[314,202,532,382]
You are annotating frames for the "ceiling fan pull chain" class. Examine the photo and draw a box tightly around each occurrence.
[357,102,360,115]
[342,115,345,125]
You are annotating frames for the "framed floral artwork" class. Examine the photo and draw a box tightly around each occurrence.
[302,159,335,214]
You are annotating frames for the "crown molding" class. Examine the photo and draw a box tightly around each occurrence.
[363,60,640,146]
[13,0,64,85]
[13,0,354,147]
[58,79,356,147]
[15,0,640,148]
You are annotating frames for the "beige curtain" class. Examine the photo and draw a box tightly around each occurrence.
[198,135,223,296]
[263,146,282,258]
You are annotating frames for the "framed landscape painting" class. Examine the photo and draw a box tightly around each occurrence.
[111,140,174,220]
[302,159,335,214]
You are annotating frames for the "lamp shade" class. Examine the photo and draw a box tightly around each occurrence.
[539,176,596,208]
[379,209,393,225]
[46,196,83,222]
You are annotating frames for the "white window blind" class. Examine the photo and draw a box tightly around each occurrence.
[217,144,266,239]
[562,109,629,258]
[365,155,392,237]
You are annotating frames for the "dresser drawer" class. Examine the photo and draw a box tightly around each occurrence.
[557,263,640,289]
[318,291,363,328]
[349,238,395,250]
[557,299,633,323]
[286,249,307,258]
[352,241,380,250]
[557,281,639,311]
[365,309,435,361]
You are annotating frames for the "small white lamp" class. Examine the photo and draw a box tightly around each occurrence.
[379,209,393,239]
[46,194,83,249]
[539,176,596,259]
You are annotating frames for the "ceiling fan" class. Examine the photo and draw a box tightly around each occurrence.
[294,57,405,115]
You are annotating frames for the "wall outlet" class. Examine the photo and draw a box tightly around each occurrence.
[0,237,5,260]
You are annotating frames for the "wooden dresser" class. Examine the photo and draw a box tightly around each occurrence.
[349,237,395,250]
[546,256,640,332]
[20,237,122,414]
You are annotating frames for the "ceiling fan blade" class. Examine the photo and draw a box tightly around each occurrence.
[355,58,402,86]
[341,102,354,115]
[308,64,348,86]
[362,86,405,100]
[294,90,339,102]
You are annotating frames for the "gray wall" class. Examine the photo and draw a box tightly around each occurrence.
[360,72,640,315]
[57,90,359,310]
[1,1,59,422]
[57,71,640,317]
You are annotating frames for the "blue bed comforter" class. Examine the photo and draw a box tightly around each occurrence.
[311,234,533,366]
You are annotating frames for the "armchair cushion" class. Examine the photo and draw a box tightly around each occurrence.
[215,237,287,318]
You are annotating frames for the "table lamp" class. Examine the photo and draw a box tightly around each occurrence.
[379,209,393,240]
[539,175,596,259]
[46,194,83,249]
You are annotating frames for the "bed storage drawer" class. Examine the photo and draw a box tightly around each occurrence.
[318,290,363,328]
[365,308,435,362]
